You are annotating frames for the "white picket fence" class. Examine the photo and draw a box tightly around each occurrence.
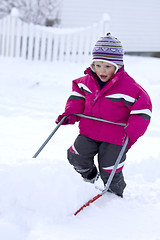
[0,14,110,63]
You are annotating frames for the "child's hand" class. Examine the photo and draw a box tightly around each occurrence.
[55,114,80,125]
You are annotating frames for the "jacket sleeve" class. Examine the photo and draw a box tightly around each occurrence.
[62,79,85,116]
[125,88,152,149]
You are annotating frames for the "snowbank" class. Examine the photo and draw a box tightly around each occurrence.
[0,56,160,239]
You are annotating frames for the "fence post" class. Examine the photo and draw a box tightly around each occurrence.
[14,18,23,58]
[46,30,53,62]
[21,21,29,59]
[1,16,8,56]
[58,32,66,61]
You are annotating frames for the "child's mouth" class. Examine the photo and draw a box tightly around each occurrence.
[100,75,107,80]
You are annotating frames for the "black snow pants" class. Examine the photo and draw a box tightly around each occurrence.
[67,134,127,196]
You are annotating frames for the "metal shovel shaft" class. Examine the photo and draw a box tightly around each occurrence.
[74,113,126,126]
[33,116,67,158]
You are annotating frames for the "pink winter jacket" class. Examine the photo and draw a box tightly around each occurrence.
[62,66,152,149]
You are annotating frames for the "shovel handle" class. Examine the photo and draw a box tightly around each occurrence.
[33,116,67,158]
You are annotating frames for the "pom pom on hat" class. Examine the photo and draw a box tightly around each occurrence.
[91,33,124,72]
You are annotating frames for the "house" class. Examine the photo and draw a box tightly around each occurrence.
[60,0,160,56]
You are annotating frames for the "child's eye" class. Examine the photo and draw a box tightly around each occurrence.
[105,65,110,68]
[95,64,101,68]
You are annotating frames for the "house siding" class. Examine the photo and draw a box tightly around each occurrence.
[60,0,160,52]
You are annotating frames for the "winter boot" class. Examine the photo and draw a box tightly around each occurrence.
[107,178,126,198]
[82,166,98,183]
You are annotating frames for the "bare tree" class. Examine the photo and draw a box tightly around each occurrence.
[0,0,13,18]
[0,0,62,26]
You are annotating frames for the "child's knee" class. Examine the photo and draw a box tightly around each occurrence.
[67,147,79,167]
[67,147,98,180]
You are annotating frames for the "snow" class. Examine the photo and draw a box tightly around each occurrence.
[0,55,160,240]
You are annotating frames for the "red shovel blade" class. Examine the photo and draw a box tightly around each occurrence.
[74,193,102,216]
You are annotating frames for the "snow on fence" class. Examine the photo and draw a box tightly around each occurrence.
[0,14,110,63]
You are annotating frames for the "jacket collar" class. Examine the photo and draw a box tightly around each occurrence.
[84,66,125,81]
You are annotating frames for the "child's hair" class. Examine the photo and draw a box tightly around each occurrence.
[91,33,124,73]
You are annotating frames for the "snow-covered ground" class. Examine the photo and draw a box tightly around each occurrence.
[0,55,160,240]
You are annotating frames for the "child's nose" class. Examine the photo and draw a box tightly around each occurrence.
[101,67,106,74]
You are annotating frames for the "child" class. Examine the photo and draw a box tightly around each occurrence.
[56,33,152,197]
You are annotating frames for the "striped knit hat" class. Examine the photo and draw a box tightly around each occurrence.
[91,33,124,72]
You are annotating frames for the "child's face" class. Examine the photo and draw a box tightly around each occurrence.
[94,61,116,82]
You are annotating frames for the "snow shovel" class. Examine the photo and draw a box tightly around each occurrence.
[33,114,126,158]
[32,114,128,214]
